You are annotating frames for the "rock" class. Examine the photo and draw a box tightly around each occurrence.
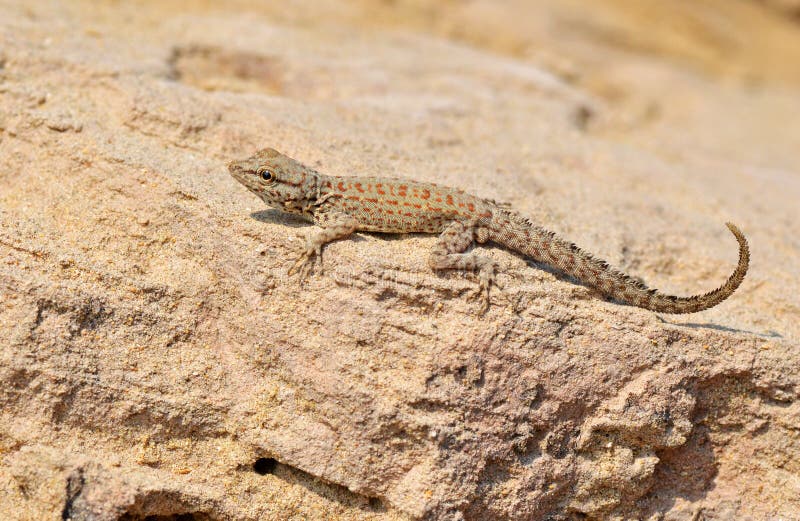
[1,1,798,520]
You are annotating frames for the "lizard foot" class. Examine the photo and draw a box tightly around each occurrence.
[465,264,501,313]
[288,241,323,282]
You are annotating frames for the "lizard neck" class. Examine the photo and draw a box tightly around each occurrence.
[295,172,332,218]
[264,172,322,218]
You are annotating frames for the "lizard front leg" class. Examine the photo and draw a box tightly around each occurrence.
[429,220,498,312]
[289,209,357,279]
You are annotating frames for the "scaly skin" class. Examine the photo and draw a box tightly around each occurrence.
[228,148,749,313]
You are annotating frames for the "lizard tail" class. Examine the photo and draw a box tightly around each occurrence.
[489,215,749,313]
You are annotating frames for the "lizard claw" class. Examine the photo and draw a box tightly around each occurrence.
[288,241,325,282]
[285,220,354,282]
[465,264,497,314]
[287,253,309,278]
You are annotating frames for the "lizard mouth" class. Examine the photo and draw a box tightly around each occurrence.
[227,161,263,196]
[227,161,255,187]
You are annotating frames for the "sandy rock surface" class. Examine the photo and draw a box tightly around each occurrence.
[1,1,799,520]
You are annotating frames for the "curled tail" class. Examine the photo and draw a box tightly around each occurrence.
[490,216,749,313]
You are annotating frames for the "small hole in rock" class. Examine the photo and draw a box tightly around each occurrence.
[253,457,277,475]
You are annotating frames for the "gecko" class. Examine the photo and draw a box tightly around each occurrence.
[228,148,749,313]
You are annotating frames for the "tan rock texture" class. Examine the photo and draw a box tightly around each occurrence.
[1,1,799,520]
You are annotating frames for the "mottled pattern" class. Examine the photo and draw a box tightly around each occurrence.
[228,148,749,313]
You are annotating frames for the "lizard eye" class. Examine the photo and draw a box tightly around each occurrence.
[260,171,274,182]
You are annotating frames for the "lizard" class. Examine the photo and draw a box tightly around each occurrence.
[228,148,749,313]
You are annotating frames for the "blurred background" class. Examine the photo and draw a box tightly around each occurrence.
[68,0,800,171]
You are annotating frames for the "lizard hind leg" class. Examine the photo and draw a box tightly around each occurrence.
[428,220,499,312]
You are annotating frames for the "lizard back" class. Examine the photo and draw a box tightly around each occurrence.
[317,175,495,234]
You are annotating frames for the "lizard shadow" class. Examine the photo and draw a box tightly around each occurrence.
[249,209,369,242]
[524,258,572,280]
[245,215,767,337]
[522,257,603,292]
[250,209,308,227]
[656,316,783,338]
[525,257,780,339]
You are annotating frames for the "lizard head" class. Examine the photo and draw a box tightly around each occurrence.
[228,148,317,212]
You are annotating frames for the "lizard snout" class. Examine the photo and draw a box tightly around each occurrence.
[227,161,249,183]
